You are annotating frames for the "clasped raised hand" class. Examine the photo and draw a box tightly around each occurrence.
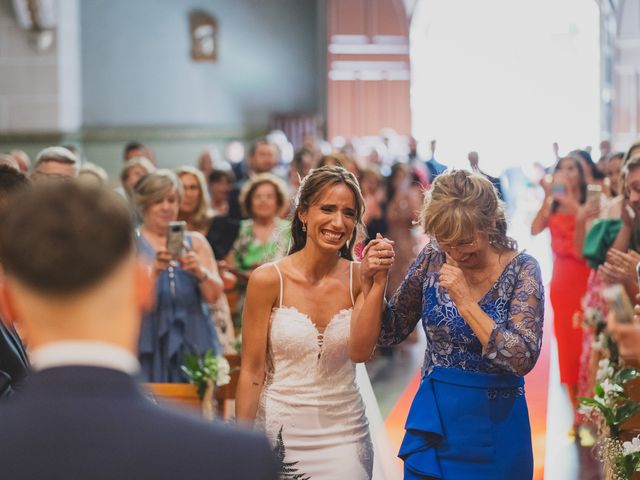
[361,233,395,288]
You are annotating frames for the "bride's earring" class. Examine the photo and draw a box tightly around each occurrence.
[302,223,307,232]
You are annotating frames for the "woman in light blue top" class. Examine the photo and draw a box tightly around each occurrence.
[133,170,223,382]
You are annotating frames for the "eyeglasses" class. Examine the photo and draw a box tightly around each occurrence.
[433,238,479,254]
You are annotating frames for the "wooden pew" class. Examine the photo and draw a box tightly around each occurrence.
[145,353,241,420]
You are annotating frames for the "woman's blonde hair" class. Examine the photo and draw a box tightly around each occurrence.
[421,169,516,251]
[175,166,214,230]
[78,162,109,185]
[133,169,183,214]
[120,156,155,185]
[239,173,288,218]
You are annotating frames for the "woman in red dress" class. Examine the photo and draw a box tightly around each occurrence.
[532,155,590,417]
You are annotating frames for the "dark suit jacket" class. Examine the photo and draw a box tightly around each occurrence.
[0,320,29,398]
[0,366,278,480]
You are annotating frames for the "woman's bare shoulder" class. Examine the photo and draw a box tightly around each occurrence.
[249,262,281,288]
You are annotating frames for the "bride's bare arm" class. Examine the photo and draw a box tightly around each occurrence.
[235,265,279,425]
[350,238,394,362]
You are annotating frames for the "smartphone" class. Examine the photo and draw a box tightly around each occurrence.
[166,221,186,258]
[602,284,634,324]
[552,183,566,200]
[586,184,603,206]
[636,261,640,289]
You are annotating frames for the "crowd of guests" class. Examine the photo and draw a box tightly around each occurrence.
[0,133,448,392]
[531,141,640,447]
[5,131,640,478]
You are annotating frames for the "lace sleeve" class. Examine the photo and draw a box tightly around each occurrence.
[379,245,434,346]
[483,255,545,376]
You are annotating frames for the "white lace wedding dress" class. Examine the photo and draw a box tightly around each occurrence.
[255,262,374,479]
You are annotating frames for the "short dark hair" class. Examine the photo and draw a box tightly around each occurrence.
[124,141,144,158]
[208,168,235,185]
[0,165,30,207]
[0,182,133,294]
[248,139,273,158]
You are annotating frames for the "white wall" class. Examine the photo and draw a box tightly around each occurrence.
[80,0,321,130]
[0,0,60,132]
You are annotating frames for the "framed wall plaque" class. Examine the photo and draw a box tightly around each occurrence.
[190,11,218,62]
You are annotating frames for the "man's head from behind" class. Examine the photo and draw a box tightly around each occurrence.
[32,146,79,180]
[0,182,152,350]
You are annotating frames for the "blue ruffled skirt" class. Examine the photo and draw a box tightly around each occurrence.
[400,367,533,480]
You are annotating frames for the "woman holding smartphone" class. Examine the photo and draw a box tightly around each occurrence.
[134,170,223,382]
[532,155,590,427]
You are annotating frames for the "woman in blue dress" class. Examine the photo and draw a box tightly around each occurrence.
[352,169,544,479]
[133,170,223,382]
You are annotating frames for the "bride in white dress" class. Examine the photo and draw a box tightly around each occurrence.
[236,166,396,479]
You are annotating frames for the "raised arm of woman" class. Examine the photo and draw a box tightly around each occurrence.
[188,232,223,303]
[350,262,390,363]
[531,197,552,236]
[612,201,635,252]
[235,265,279,425]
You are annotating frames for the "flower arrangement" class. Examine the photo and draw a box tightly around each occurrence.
[579,366,640,437]
[617,435,640,478]
[579,356,640,479]
[181,350,231,420]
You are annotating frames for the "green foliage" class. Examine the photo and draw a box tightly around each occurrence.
[274,427,310,480]
[579,367,640,438]
[181,350,231,399]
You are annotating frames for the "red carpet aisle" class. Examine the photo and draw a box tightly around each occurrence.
[527,307,552,480]
[383,321,551,479]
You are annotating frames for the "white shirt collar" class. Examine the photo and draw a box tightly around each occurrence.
[30,341,139,375]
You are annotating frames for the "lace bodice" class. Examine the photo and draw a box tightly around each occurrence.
[380,242,545,377]
[255,262,373,480]
[264,306,357,394]
[261,261,359,396]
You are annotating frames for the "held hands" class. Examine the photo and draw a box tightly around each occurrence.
[576,201,600,225]
[600,248,640,285]
[361,233,395,289]
[439,254,472,307]
[153,249,173,276]
[180,250,208,281]
[607,304,640,360]
[153,248,209,282]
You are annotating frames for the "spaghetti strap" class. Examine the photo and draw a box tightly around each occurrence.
[271,262,284,308]
[349,261,355,306]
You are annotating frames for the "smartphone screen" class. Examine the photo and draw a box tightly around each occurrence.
[552,183,566,200]
[166,221,186,258]
[587,184,603,206]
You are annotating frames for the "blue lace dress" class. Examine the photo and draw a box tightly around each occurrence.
[380,242,544,479]
[137,231,221,382]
